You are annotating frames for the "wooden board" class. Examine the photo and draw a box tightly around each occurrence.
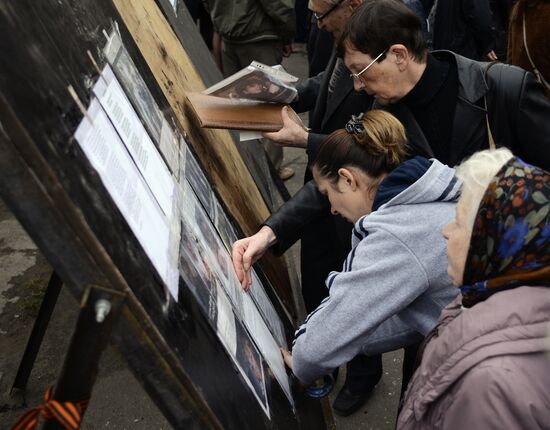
[0,0,325,428]
[156,0,290,212]
[111,0,266,227]
[112,0,295,317]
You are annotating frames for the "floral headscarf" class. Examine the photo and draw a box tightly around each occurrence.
[461,157,550,307]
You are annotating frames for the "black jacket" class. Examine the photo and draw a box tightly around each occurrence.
[293,50,373,167]
[433,0,495,60]
[266,51,550,255]
[273,48,373,312]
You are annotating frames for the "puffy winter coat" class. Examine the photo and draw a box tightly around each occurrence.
[397,286,550,429]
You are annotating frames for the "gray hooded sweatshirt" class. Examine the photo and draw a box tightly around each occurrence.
[292,158,460,384]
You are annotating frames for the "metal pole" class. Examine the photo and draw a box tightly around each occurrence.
[11,271,63,395]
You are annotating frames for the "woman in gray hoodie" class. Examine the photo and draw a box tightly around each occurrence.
[281,110,459,385]
[397,148,550,429]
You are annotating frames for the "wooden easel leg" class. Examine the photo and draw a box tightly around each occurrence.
[10,271,63,396]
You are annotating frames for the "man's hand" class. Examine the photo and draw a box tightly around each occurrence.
[231,226,277,290]
[263,106,309,148]
[280,348,293,370]
[282,43,292,58]
[485,50,498,61]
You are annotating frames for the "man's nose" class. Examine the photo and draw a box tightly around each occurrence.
[316,18,324,30]
[330,207,338,216]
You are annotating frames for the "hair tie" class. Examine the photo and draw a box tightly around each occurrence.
[345,113,365,135]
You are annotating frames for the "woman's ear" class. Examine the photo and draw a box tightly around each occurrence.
[390,44,409,70]
[337,168,358,191]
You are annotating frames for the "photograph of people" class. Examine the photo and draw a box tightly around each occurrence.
[112,47,163,142]
[234,321,268,410]
[178,220,217,321]
[215,71,296,104]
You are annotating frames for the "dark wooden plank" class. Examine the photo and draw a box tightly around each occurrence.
[0,0,326,428]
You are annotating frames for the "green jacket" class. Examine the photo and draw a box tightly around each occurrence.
[202,0,295,44]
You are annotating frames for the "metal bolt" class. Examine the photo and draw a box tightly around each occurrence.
[95,299,111,323]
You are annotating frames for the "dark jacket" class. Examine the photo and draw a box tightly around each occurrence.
[433,0,495,60]
[271,49,373,312]
[265,51,550,254]
[202,0,295,44]
[293,50,374,166]
[490,0,514,59]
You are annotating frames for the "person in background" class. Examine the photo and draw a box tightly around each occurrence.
[397,148,550,429]
[278,110,459,397]
[307,17,333,78]
[185,0,214,50]
[507,0,550,99]
[431,0,497,60]
[402,0,429,42]
[235,0,384,417]
[489,0,514,61]
[201,0,296,180]
[294,0,311,48]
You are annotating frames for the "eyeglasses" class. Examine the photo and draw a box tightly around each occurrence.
[312,0,344,21]
[349,50,387,81]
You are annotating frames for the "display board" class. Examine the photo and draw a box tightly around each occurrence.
[0,0,326,428]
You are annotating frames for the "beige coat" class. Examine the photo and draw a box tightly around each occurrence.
[397,286,550,429]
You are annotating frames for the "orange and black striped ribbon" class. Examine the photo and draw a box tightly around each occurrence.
[10,387,89,430]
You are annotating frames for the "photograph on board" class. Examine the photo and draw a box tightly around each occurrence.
[215,286,270,417]
[159,119,180,177]
[190,191,230,284]
[234,317,269,412]
[178,219,217,321]
[185,149,214,216]
[111,47,164,143]
[213,198,238,251]
[249,270,287,347]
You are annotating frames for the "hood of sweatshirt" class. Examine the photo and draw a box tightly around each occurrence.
[352,157,461,245]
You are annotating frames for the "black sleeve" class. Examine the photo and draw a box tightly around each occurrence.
[489,64,550,171]
[263,180,330,255]
[292,72,325,113]
[306,132,328,162]
[464,0,495,55]
[512,71,550,170]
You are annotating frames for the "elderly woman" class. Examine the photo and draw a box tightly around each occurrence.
[271,110,459,386]
[397,148,550,429]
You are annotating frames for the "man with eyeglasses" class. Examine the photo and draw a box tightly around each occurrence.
[233,0,386,418]
[339,0,550,168]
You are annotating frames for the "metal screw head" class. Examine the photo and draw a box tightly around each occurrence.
[95,299,111,323]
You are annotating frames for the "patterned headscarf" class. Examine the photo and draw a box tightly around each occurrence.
[461,157,550,307]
